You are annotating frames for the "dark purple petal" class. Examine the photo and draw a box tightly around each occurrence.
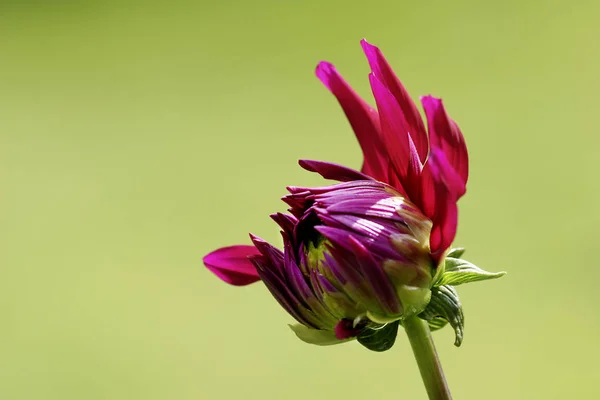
[322,247,380,311]
[361,39,429,163]
[315,61,389,182]
[315,271,338,293]
[284,245,338,327]
[347,236,401,314]
[270,213,298,239]
[421,95,469,187]
[203,245,261,286]
[299,159,374,182]
[249,234,284,272]
[251,255,317,328]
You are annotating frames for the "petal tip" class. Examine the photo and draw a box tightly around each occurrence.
[360,38,376,51]
[315,62,338,89]
[203,245,261,286]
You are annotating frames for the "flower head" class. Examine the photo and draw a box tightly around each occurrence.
[203,40,500,350]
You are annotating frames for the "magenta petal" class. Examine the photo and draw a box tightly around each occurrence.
[203,245,261,286]
[369,73,419,197]
[360,39,429,163]
[420,149,465,258]
[299,159,374,182]
[421,95,469,186]
[315,61,388,182]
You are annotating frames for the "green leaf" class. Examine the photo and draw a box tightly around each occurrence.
[426,317,448,332]
[357,321,400,352]
[437,257,506,287]
[446,247,466,259]
[289,324,352,346]
[419,285,464,346]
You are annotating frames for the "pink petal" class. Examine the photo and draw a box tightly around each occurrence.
[420,149,466,259]
[360,39,429,163]
[421,96,469,187]
[203,245,261,286]
[315,61,388,182]
[299,159,373,182]
[369,73,421,198]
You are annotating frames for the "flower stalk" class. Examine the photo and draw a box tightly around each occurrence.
[403,315,452,400]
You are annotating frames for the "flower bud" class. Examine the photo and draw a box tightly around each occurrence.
[249,179,438,345]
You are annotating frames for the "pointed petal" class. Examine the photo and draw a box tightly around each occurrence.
[270,213,298,238]
[284,241,338,327]
[361,39,428,162]
[347,236,401,314]
[299,160,373,182]
[203,245,261,286]
[421,95,469,186]
[249,234,284,272]
[252,255,316,328]
[321,245,381,312]
[316,61,388,181]
[368,73,421,197]
[316,227,398,314]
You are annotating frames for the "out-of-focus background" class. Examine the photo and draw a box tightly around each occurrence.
[2,1,599,399]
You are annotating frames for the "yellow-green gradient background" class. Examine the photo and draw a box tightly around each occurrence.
[2,1,599,399]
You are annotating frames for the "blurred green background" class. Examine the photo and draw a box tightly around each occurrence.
[2,0,599,399]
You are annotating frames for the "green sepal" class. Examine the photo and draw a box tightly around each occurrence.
[437,257,506,287]
[446,247,466,259]
[357,321,400,352]
[426,317,448,332]
[289,324,352,346]
[419,285,464,346]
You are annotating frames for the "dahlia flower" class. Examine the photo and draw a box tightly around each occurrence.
[203,39,503,353]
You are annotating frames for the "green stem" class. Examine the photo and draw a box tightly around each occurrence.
[403,316,452,400]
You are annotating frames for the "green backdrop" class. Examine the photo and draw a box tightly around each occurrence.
[2,1,599,399]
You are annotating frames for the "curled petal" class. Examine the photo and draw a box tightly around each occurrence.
[420,149,465,258]
[421,95,469,187]
[203,245,261,286]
